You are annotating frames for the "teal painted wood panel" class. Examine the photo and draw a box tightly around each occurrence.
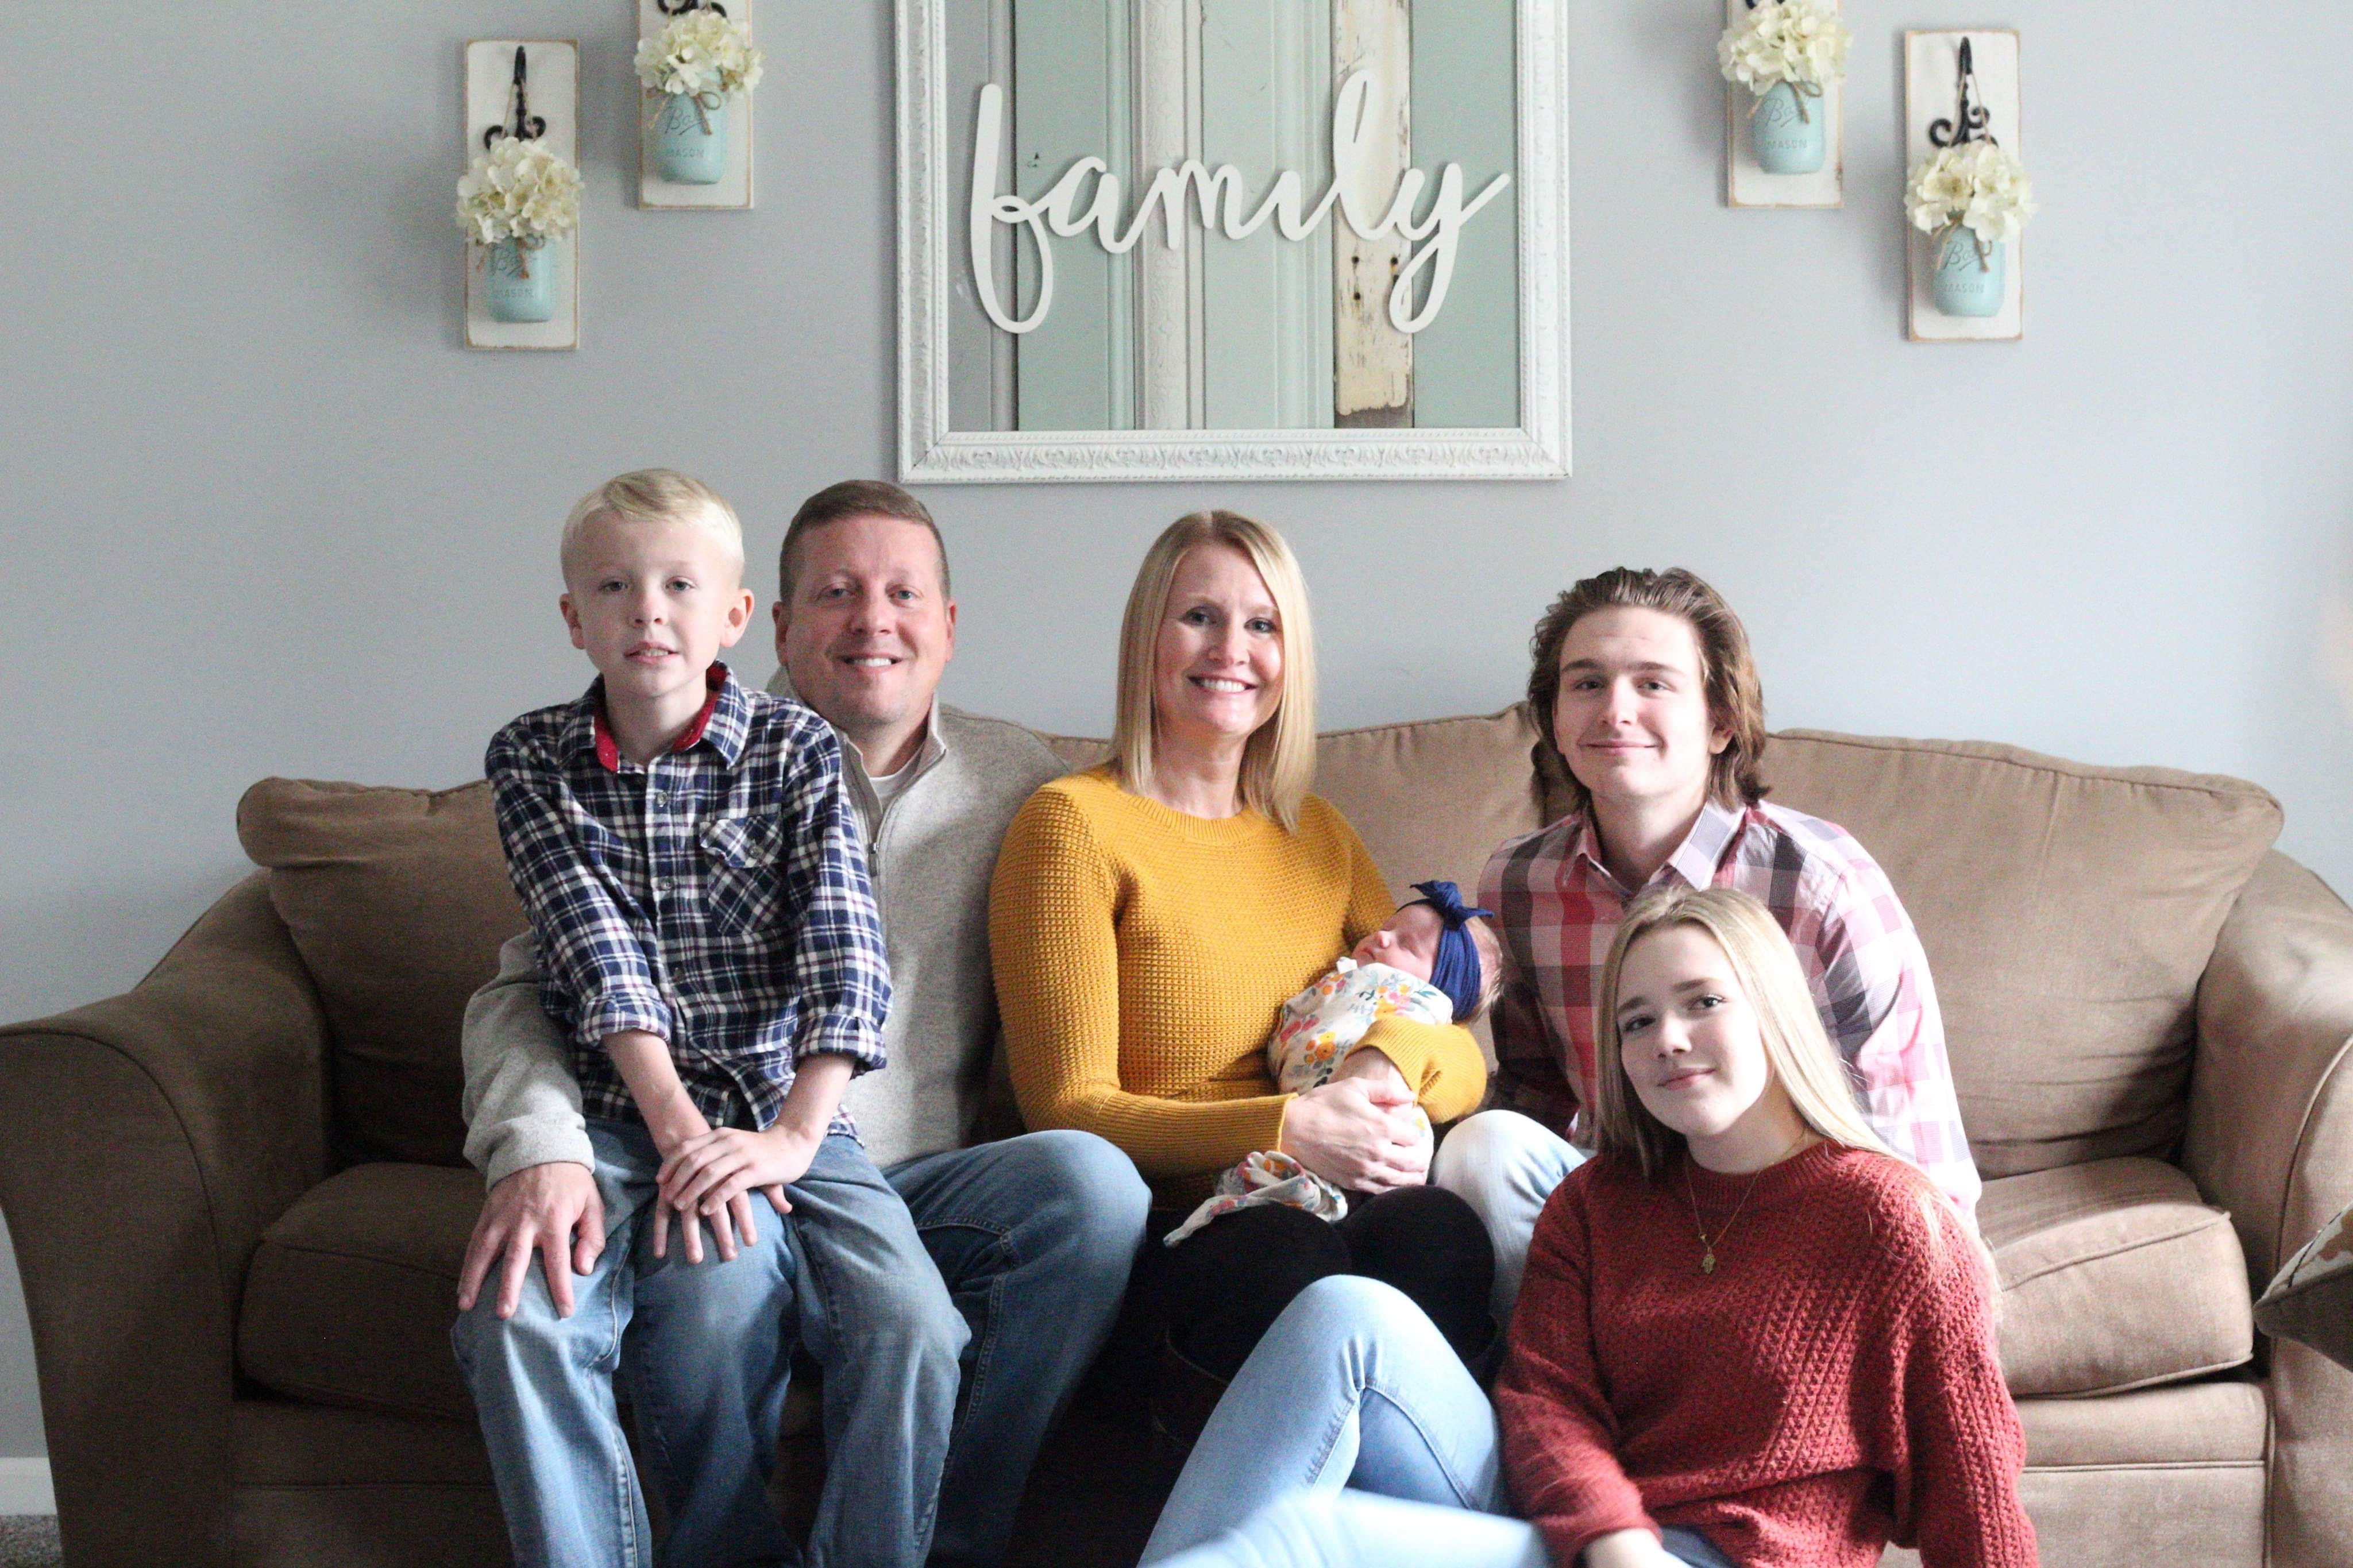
[945,1,1011,431]
[1200,0,1335,430]
[1409,0,1518,429]
[1012,0,1134,430]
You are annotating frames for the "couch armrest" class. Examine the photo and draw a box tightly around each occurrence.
[0,872,328,1568]
[2185,851,2353,1280]
[2182,849,2353,1568]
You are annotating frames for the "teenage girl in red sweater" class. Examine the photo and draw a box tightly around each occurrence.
[1143,885,2035,1568]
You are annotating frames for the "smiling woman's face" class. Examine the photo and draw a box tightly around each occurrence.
[1612,922,1776,1145]
[1152,543,1284,757]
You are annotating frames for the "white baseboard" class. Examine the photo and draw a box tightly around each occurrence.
[0,1458,53,1515]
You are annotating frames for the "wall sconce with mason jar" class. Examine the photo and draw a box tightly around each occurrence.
[1721,0,1847,210]
[458,40,581,349]
[1905,30,2032,341]
[637,0,762,210]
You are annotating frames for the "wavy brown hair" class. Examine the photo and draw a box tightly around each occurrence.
[1525,567,1767,818]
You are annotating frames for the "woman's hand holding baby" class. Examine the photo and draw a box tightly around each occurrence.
[1280,1074,1432,1194]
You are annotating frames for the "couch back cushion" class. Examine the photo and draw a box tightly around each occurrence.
[1756,732,2281,1177]
[233,717,2280,1177]
[238,778,516,1167]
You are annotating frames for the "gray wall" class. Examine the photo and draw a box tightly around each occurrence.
[4,2,2349,1462]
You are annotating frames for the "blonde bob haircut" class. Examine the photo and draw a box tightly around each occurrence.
[1110,511,1317,831]
[560,469,745,584]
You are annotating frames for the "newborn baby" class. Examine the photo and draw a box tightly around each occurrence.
[1166,880,1502,1244]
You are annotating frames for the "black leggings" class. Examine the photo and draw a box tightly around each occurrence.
[1139,1185,1495,1380]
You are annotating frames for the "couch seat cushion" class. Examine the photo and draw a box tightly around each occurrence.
[238,778,519,1167]
[240,1164,483,1420]
[1981,1157,2254,1396]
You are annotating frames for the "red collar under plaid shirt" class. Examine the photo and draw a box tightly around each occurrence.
[487,663,891,1138]
[1482,797,1982,1225]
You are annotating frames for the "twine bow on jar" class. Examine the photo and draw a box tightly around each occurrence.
[657,87,726,137]
[1748,76,1823,124]
[1931,218,1994,273]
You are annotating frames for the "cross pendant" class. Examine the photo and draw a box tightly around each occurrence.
[1701,1252,1716,1275]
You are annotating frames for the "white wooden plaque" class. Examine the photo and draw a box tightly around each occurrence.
[1906,29,2022,342]
[638,0,756,210]
[1724,0,1843,210]
[464,40,580,350]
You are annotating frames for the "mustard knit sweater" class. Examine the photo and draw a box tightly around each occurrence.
[989,767,1488,1204]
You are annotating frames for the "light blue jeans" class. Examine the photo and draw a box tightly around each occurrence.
[1154,1492,1737,1568]
[1142,1276,1735,1568]
[453,1122,1145,1568]
[1430,1110,1587,1324]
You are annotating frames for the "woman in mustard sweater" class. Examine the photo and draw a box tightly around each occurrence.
[990,511,1495,1430]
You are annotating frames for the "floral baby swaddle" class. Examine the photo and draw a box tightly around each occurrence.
[1164,959,1452,1244]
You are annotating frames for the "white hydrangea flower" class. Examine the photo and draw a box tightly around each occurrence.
[1906,140,2037,244]
[636,10,765,98]
[1718,0,1850,95]
[454,136,583,245]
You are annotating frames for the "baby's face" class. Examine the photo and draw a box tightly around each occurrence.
[1351,903,1446,983]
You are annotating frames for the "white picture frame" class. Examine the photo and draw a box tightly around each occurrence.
[894,0,1571,483]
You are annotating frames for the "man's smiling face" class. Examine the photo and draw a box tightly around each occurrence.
[774,512,956,755]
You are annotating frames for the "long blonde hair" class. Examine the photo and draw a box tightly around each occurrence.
[1109,512,1317,830]
[1594,886,1991,1293]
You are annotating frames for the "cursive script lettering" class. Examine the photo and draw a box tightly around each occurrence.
[968,73,1510,337]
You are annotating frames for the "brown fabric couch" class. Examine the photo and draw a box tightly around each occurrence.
[3,708,2349,1567]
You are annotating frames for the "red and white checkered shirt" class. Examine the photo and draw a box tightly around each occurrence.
[1482,798,1982,1223]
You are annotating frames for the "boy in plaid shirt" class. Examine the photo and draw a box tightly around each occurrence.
[455,470,963,1568]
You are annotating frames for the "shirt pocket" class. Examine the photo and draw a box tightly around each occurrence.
[700,813,787,937]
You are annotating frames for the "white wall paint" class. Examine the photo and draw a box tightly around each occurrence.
[3,1,2349,1461]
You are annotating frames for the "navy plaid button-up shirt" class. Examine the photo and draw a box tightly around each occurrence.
[487,665,891,1137]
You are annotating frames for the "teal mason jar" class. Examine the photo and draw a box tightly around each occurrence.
[1752,82,1825,175]
[1931,228,2005,317]
[484,238,558,324]
[651,92,727,184]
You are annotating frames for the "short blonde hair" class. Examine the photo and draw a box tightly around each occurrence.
[560,469,744,583]
[1110,512,1317,831]
[1592,885,1990,1291]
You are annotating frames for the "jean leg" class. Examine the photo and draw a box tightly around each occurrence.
[1141,1276,1507,1565]
[786,1134,969,1568]
[1429,1111,1586,1326]
[1152,1492,1549,1568]
[626,1161,801,1568]
[886,1129,1148,1567]
[1658,1526,1740,1567]
[450,1123,657,1568]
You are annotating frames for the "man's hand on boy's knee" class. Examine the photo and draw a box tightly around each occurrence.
[457,1161,606,1321]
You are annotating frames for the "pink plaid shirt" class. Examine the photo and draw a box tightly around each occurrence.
[1482,798,1982,1223]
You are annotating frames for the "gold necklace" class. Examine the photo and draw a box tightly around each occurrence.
[1681,1131,1810,1276]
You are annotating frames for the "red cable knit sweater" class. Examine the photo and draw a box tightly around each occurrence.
[1495,1142,2036,1568]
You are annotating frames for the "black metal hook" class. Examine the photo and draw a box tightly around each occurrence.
[482,44,549,151]
[1927,37,1995,149]
[656,0,728,16]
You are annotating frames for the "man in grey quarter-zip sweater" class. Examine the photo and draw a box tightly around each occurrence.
[451,481,1150,1568]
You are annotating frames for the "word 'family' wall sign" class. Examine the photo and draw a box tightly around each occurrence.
[967,72,1511,338]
